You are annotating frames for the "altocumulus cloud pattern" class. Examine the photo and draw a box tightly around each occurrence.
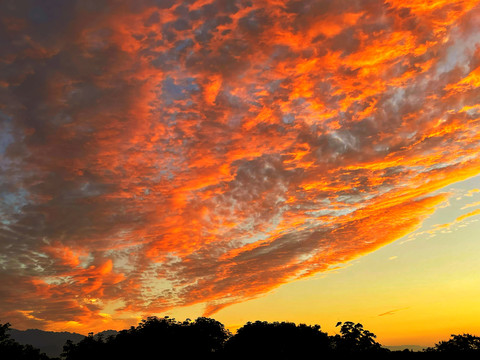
[0,0,480,331]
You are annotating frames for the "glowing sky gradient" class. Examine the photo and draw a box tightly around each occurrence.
[1,0,480,344]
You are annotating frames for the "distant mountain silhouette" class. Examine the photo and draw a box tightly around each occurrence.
[94,329,119,339]
[10,329,85,358]
[9,328,120,358]
[385,345,426,352]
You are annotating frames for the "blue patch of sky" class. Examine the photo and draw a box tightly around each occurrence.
[161,76,199,105]
[0,189,29,226]
[194,22,216,43]
[28,5,51,24]
[0,112,14,156]
[174,38,194,52]
[0,112,31,226]
[282,113,295,124]
[219,86,243,106]
[266,79,283,93]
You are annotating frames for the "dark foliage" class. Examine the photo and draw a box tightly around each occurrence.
[425,333,480,353]
[331,321,387,354]
[4,317,480,360]
[0,322,52,360]
[60,318,389,359]
[62,316,231,360]
[222,320,331,358]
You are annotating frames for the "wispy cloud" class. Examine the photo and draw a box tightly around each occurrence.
[461,200,480,210]
[378,308,409,317]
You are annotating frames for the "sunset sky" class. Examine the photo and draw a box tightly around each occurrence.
[1,0,480,347]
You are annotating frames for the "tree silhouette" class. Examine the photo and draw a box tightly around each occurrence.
[186,317,231,355]
[425,333,480,353]
[62,316,230,360]
[223,320,331,358]
[331,321,387,354]
[0,322,11,343]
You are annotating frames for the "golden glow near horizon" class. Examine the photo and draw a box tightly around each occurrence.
[0,0,479,347]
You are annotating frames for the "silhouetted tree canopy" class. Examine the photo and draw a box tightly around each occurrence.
[62,316,231,360]
[425,333,480,353]
[223,320,331,358]
[331,321,387,354]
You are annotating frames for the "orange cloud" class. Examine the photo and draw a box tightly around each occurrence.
[0,0,479,332]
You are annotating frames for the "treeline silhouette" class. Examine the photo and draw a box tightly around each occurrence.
[2,317,480,359]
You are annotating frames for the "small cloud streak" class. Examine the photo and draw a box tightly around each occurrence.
[461,200,480,210]
[456,208,480,222]
[0,0,479,332]
[378,308,409,317]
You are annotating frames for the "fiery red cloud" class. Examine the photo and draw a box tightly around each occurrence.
[0,0,479,331]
